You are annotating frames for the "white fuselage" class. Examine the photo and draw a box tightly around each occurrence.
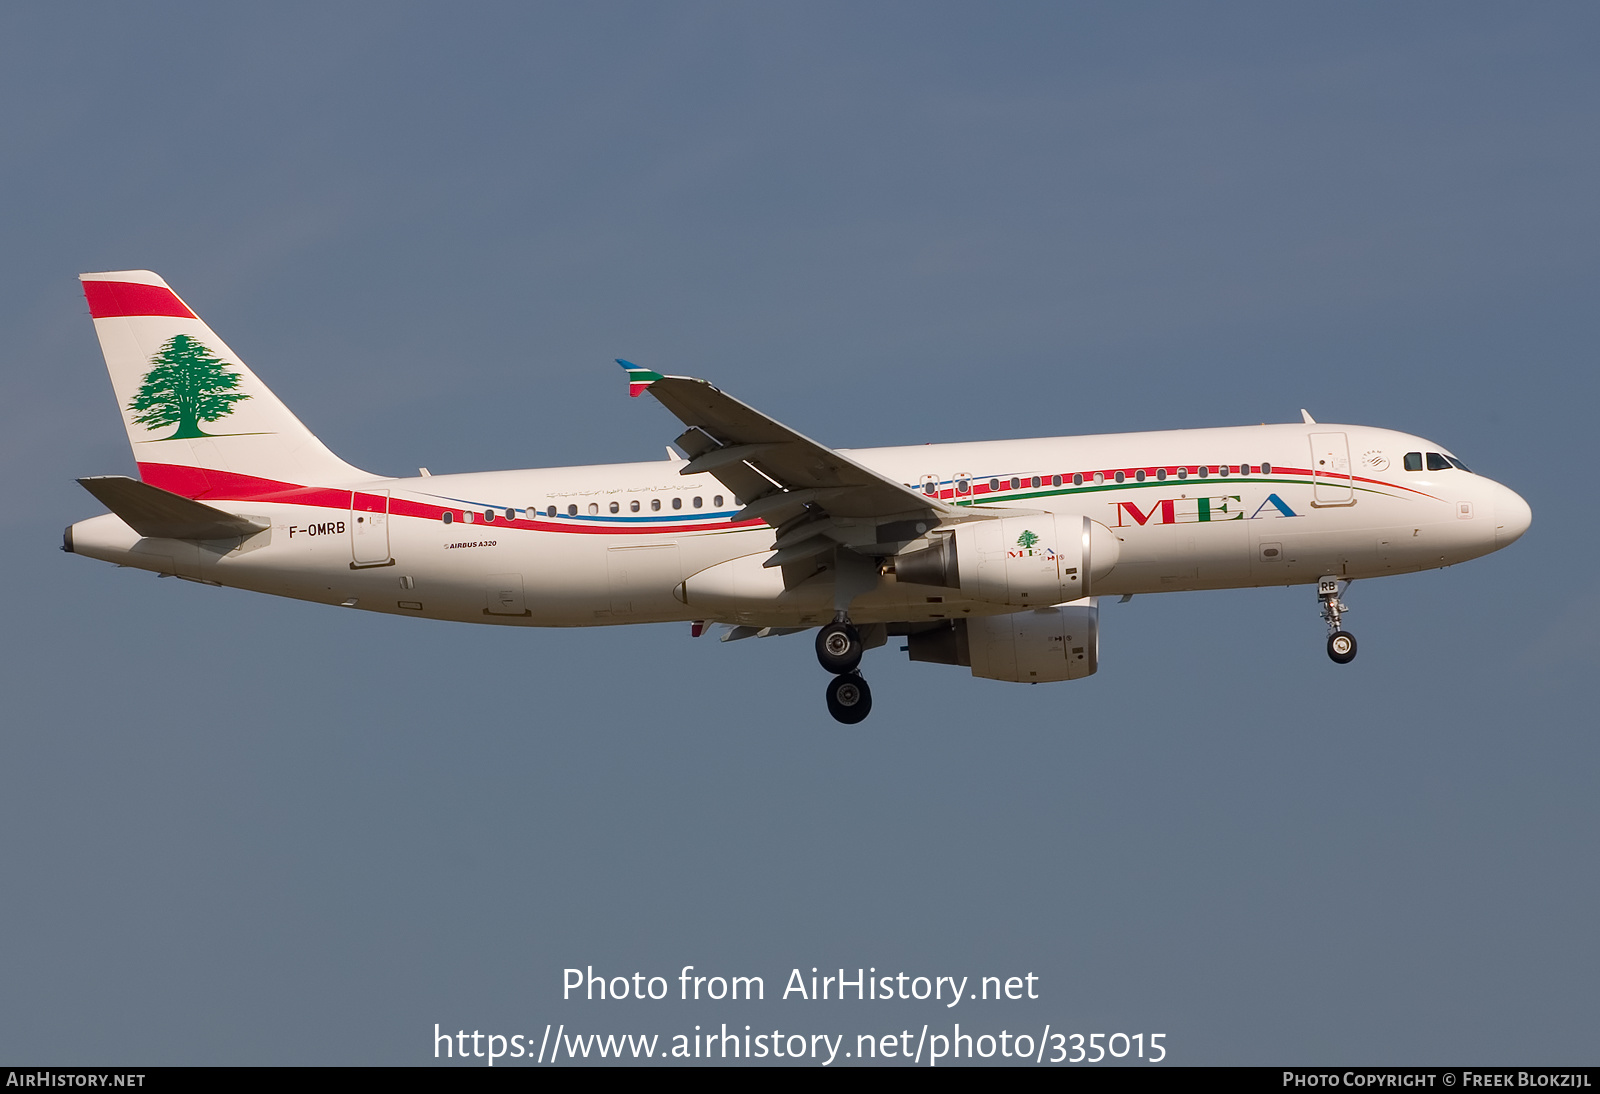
[66,422,1531,628]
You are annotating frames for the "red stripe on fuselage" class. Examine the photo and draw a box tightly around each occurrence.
[82,281,197,320]
[135,462,768,536]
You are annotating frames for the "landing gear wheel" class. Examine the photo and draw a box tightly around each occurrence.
[815,622,863,674]
[826,673,873,724]
[1327,630,1357,664]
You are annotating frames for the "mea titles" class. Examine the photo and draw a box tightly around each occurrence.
[564,966,1040,1006]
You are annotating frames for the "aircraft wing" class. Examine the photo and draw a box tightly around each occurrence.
[625,363,992,566]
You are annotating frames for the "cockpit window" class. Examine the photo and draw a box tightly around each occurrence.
[1445,455,1472,473]
[1404,452,1423,471]
[1426,452,1452,471]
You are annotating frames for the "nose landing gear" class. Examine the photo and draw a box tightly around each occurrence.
[1318,576,1357,664]
[817,615,873,723]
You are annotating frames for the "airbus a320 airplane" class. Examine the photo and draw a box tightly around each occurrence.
[65,271,1531,723]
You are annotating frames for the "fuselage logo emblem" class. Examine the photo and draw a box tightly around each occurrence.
[1110,493,1300,528]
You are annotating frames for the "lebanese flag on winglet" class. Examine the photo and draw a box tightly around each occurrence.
[616,358,663,398]
[80,271,196,319]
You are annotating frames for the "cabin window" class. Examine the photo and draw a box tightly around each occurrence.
[504,509,515,521]
[442,511,453,524]
[1010,477,1020,490]
[1177,468,1187,480]
[955,477,971,495]
[1091,472,1102,484]
[464,511,475,523]
[546,505,556,517]
[924,481,937,497]
[1052,475,1062,487]
[1426,452,1452,471]
[1072,473,1083,486]
[651,498,661,511]
[609,502,619,514]
[1031,476,1040,489]
[631,500,640,512]
[989,478,1000,491]
[484,510,495,522]
[586,503,598,515]
[567,504,577,517]
[714,495,724,507]
[1197,466,1208,478]
[1261,462,1272,474]
[1135,469,1146,482]
[1114,471,1125,484]
[672,497,683,510]
[693,496,703,509]
[1156,468,1167,481]
[1219,466,1229,477]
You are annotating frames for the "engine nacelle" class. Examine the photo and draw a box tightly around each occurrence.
[907,599,1099,683]
[895,514,1119,606]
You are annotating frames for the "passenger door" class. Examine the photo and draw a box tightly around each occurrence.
[351,489,391,565]
[1309,433,1355,506]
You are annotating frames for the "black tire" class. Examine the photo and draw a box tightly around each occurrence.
[1327,630,1357,664]
[815,622,863,674]
[826,673,873,724]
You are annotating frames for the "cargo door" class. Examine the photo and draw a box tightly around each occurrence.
[607,544,682,616]
[485,573,528,616]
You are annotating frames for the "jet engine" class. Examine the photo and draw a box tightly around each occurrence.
[907,599,1099,683]
[894,514,1120,606]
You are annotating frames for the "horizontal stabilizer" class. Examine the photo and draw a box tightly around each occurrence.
[77,476,269,540]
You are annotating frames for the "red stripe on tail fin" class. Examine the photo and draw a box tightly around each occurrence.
[82,281,196,320]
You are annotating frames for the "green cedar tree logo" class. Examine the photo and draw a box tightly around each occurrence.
[126,334,251,439]
[1016,529,1040,550]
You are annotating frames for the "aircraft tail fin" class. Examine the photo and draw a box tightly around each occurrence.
[80,271,370,498]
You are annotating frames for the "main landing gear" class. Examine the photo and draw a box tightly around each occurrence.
[1318,576,1357,665]
[817,617,872,723]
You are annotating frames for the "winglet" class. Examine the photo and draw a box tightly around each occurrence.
[1301,409,1317,424]
[617,359,664,398]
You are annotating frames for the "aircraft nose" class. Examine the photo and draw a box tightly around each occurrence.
[1493,483,1532,548]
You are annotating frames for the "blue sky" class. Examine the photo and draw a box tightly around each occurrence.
[1,2,1596,1064]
